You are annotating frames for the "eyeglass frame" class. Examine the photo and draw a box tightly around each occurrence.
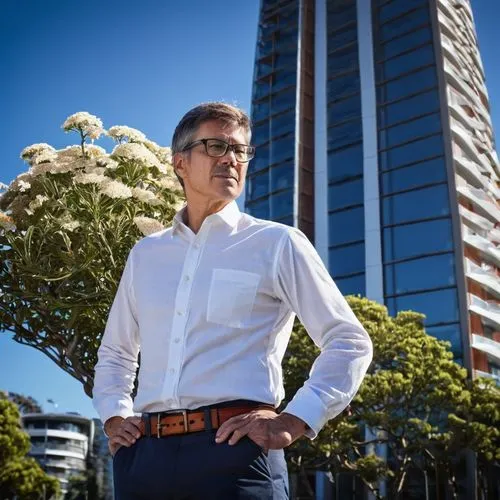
[180,138,256,162]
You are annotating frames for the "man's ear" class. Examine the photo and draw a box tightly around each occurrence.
[173,152,185,181]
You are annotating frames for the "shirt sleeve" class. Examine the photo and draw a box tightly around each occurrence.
[275,228,373,438]
[92,249,140,425]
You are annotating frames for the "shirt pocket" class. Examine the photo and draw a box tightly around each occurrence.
[207,269,261,328]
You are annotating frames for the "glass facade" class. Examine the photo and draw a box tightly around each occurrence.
[246,0,300,226]
[372,0,462,357]
[249,0,500,388]
[327,0,365,297]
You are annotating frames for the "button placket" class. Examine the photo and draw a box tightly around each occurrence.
[161,227,209,404]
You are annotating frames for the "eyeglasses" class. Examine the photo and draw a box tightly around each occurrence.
[181,138,256,163]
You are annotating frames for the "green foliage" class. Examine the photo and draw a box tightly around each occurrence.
[0,113,184,396]
[283,296,499,498]
[0,394,60,499]
[7,392,42,414]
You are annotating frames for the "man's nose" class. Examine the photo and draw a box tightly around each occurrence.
[220,149,238,165]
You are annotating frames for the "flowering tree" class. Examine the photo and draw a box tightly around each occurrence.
[0,112,184,397]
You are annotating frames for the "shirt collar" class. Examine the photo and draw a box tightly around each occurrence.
[172,201,241,234]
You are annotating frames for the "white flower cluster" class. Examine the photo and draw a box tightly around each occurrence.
[28,194,49,212]
[108,126,146,143]
[30,146,91,177]
[62,220,80,232]
[85,144,107,158]
[111,143,163,170]
[96,157,119,170]
[133,216,165,236]
[20,143,56,163]
[62,112,105,140]
[157,176,179,191]
[132,187,161,205]
[74,172,108,185]
[100,180,132,199]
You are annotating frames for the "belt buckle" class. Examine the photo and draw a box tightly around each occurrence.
[156,413,163,438]
[156,410,189,437]
[180,410,188,432]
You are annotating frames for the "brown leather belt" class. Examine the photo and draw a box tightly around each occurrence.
[139,405,275,438]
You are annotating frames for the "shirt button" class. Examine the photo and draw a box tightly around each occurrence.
[184,275,190,282]
[194,243,200,249]
[174,338,181,343]
[176,310,183,316]
[169,368,176,374]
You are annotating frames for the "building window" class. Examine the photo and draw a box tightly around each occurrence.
[270,134,295,165]
[329,207,365,246]
[382,184,450,226]
[335,273,365,297]
[246,198,270,219]
[378,44,435,82]
[327,44,359,77]
[426,323,463,355]
[378,66,437,103]
[379,112,441,150]
[383,218,453,262]
[328,143,363,183]
[329,242,365,277]
[328,177,364,211]
[270,161,294,192]
[377,26,432,61]
[379,7,430,42]
[247,171,270,200]
[386,287,459,325]
[328,93,362,125]
[384,253,456,295]
[271,189,294,219]
[380,133,444,171]
[380,89,440,128]
[270,110,295,140]
[378,0,427,24]
[327,71,360,102]
[380,156,446,195]
[328,120,363,151]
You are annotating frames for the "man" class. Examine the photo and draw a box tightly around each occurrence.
[93,102,373,499]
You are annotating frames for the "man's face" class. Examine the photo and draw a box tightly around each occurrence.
[175,120,250,204]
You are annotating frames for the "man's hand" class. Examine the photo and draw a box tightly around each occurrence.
[105,416,142,456]
[215,409,308,451]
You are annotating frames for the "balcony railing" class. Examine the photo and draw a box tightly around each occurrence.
[465,259,500,299]
[474,369,500,386]
[457,186,500,224]
[468,294,500,331]
[471,334,500,363]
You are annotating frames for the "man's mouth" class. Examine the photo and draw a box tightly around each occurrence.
[214,173,238,181]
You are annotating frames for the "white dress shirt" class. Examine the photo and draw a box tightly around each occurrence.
[93,201,373,437]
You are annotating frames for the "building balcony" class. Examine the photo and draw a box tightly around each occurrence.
[471,334,500,364]
[459,205,494,233]
[29,444,86,460]
[454,155,489,190]
[462,227,500,268]
[465,259,500,299]
[474,369,500,386]
[451,122,493,175]
[444,60,491,125]
[468,294,500,331]
[457,185,500,224]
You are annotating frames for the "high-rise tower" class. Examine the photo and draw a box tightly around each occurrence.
[246,0,500,384]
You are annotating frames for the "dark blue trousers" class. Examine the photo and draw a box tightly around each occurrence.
[113,430,289,499]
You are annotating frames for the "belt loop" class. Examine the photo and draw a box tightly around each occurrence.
[203,408,213,431]
[144,414,151,437]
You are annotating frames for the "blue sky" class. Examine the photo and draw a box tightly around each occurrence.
[0,1,498,418]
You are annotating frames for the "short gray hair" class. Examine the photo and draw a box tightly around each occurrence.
[171,102,252,189]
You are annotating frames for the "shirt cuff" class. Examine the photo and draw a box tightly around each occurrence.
[281,387,329,439]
